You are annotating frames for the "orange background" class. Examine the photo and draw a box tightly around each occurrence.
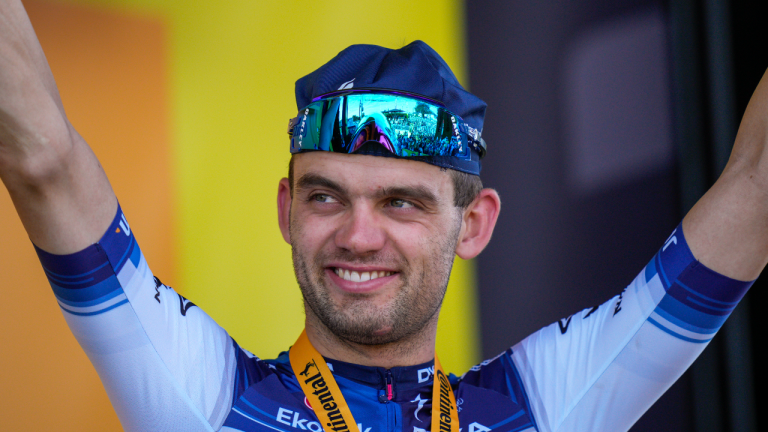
[0,1,171,429]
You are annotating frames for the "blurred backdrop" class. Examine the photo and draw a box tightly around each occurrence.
[0,0,764,431]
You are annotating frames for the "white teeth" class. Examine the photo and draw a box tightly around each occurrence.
[335,268,394,282]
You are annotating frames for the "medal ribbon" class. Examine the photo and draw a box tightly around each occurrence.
[431,355,459,432]
[290,330,459,432]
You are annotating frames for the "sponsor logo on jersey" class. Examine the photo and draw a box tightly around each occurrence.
[154,276,163,303]
[584,305,599,319]
[418,366,435,383]
[411,394,428,421]
[177,294,196,316]
[614,287,627,316]
[663,229,677,251]
[276,408,370,432]
[466,352,504,373]
[118,214,131,236]
[468,422,491,432]
[560,303,603,335]
[151,276,197,316]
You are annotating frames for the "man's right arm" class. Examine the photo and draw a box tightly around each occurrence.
[0,0,115,254]
[1,3,243,430]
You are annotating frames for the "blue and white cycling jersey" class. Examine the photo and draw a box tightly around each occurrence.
[35,205,752,432]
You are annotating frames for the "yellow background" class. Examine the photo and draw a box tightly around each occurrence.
[0,0,479,430]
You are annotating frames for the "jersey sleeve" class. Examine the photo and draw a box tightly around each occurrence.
[509,222,753,432]
[35,204,237,432]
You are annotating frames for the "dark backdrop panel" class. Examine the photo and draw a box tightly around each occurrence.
[466,1,689,431]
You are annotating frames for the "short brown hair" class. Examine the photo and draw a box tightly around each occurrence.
[288,156,482,209]
[449,169,483,209]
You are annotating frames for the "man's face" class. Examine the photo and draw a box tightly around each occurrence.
[284,152,463,346]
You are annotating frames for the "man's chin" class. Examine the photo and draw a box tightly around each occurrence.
[371,325,394,337]
[326,320,402,346]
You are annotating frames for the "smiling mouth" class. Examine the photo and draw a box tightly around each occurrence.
[333,268,395,282]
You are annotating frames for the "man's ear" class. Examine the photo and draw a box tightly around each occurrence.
[455,188,501,260]
[277,178,292,244]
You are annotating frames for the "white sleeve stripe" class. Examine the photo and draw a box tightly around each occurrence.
[58,292,128,315]
[209,340,237,429]
[645,274,666,306]
[511,346,552,432]
[647,316,713,343]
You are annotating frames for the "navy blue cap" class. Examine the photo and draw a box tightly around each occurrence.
[296,41,486,131]
[294,41,487,174]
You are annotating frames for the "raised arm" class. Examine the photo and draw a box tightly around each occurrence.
[1,6,242,430]
[684,68,768,281]
[0,0,115,254]
[499,71,768,432]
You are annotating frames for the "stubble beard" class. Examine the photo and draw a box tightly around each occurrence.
[290,218,460,347]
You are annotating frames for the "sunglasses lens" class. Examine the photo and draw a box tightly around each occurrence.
[290,93,472,160]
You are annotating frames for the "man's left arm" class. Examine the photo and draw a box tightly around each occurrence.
[495,70,768,432]
[684,68,768,282]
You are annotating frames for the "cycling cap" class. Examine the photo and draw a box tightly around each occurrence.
[291,41,487,175]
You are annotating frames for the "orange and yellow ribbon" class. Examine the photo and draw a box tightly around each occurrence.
[290,330,459,432]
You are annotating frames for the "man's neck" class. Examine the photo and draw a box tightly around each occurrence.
[303,314,438,369]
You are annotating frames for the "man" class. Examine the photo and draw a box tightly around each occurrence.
[0,1,764,431]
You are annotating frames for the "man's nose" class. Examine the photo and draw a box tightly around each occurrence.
[334,203,386,254]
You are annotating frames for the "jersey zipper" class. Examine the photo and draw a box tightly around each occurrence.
[378,369,395,403]
[383,369,397,432]
[385,370,394,401]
